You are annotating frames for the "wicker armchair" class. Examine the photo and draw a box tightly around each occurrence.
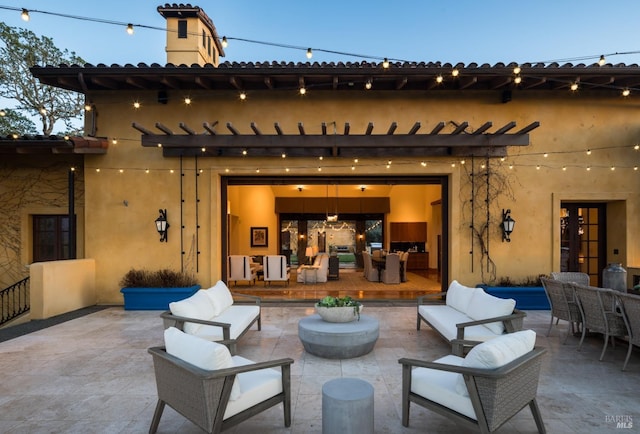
[148,345,293,434]
[399,343,547,433]
[571,283,629,361]
[541,277,582,343]
[615,292,640,371]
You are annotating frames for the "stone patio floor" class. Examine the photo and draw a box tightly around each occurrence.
[0,305,638,433]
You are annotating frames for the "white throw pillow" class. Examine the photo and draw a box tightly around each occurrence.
[455,329,536,396]
[164,327,241,400]
[169,289,216,323]
[445,280,477,314]
[465,289,516,335]
[204,280,234,315]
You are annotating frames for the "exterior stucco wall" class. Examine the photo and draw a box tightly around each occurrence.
[29,259,96,319]
[80,89,639,302]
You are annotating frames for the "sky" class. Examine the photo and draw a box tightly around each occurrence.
[2,0,640,67]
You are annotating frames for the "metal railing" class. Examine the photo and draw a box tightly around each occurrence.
[0,277,30,326]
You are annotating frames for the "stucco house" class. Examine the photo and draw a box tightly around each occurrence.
[1,3,638,312]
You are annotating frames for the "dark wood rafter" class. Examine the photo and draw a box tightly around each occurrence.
[134,120,539,158]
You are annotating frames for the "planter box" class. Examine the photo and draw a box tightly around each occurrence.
[477,285,549,310]
[120,285,201,310]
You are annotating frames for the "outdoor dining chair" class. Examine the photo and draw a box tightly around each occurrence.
[541,277,581,343]
[615,292,640,371]
[571,283,629,361]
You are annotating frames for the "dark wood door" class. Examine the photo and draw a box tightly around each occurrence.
[560,203,606,286]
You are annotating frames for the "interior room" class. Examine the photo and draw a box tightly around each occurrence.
[225,181,443,300]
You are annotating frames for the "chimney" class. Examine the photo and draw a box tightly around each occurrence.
[157,4,225,66]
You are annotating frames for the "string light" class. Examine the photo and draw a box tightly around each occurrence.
[382,58,390,69]
[0,109,6,116]
[126,23,134,35]
[239,91,247,100]
[184,97,191,105]
[570,82,579,91]
[365,80,372,90]
[622,88,631,97]
[452,68,459,77]
[306,48,313,59]
[20,8,29,21]
[299,86,306,95]
[586,149,591,155]
[133,101,140,109]
[435,75,444,84]
[514,75,522,84]
[513,65,521,75]
[598,55,606,66]
[221,36,228,48]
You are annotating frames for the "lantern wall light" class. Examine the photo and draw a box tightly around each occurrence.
[501,209,515,242]
[155,209,169,242]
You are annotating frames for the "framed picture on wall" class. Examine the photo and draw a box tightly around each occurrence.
[251,227,268,247]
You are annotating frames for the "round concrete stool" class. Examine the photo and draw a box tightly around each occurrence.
[298,314,379,359]
[322,377,374,434]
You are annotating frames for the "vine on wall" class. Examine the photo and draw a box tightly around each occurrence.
[460,156,518,284]
[0,158,83,288]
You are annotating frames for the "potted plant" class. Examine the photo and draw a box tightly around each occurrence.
[315,295,363,322]
[477,275,549,310]
[119,268,200,310]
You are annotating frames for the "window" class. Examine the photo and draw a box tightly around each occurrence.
[202,30,206,47]
[207,36,211,56]
[177,20,187,38]
[33,215,71,262]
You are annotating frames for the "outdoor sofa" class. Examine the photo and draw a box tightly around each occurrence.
[417,280,526,355]
[161,280,261,354]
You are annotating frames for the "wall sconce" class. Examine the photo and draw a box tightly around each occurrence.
[501,209,515,242]
[155,209,169,242]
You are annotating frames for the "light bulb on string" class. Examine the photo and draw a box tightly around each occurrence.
[126,24,134,35]
[513,65,521,75]
[21,9,29,21]
[452,68,459,77]
[598,55,606,66]
[382,58,390,69]
[622,88,630,97]
[221,36,228,48]
[306,48,313,59]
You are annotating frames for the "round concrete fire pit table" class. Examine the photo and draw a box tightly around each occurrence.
[298,314,379,359]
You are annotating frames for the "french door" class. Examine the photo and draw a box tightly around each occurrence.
[560,203,606,286]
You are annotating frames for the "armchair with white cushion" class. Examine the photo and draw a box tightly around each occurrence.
[263,254,290,286]
[148,327,293,434]
[399,330,546,433]
[296,252,329,283]
[227,255,258,286]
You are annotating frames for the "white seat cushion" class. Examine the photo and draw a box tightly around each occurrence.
[456,329,537,395]
[164,327,241,399]
[223,355,283,419]
[192,305,260,341]
[465,289,516,335]
[445,280,478,314]
[419,305,499,342]
[411,354,476,420]
[168,290,216,335]
[204,280,234,314]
